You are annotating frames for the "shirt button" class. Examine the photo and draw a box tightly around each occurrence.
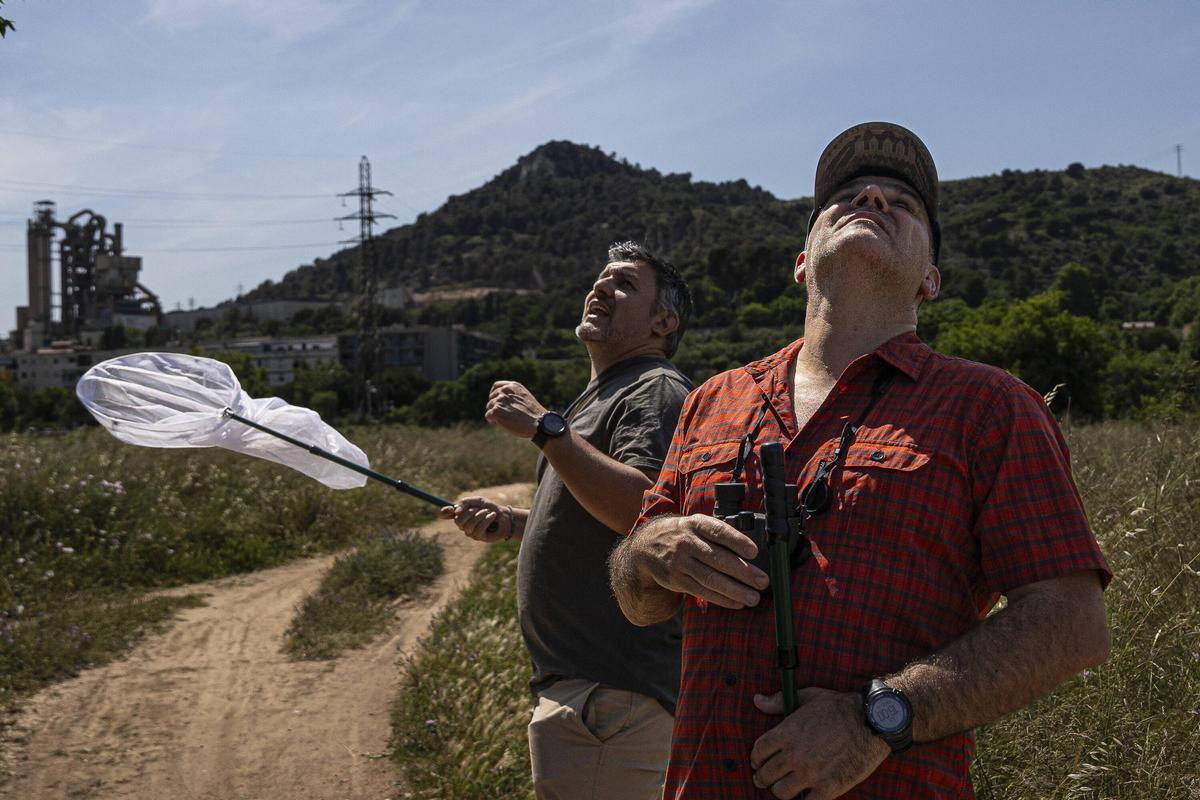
[724,758,738,773]
[870,450,885,462]
[724,673,736,686]
[699,452,711,462]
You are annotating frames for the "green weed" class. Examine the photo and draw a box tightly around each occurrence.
[285,529,444,661]
[391,541,532,799]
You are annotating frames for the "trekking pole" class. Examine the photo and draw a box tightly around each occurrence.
[760,441,799,714]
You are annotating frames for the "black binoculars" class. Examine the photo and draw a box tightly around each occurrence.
[712,476,811,581]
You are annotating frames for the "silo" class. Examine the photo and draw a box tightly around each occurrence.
[26,201,55,325]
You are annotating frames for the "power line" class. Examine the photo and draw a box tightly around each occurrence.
[138,242,342,253]
[0,178,336,201]
[0,217,339,227]
[0,241,340,253]
[125,216,339,226]
[0,129,354,161]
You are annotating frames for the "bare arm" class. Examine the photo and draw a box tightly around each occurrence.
[894,570,1110,740]
[539,428,655,534]
[485,379,660,535]
[749,570,1110,799]
[609,513,769,626]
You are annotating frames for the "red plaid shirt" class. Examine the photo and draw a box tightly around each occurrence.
[636,333,1111,799]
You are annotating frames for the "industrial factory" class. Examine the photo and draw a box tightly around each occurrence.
[13,200,162,353]
[4,201,497,393]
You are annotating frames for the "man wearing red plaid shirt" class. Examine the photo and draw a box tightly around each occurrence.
[609,122,1111,800]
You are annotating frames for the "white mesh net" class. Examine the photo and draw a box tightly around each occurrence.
[76,352,369,489]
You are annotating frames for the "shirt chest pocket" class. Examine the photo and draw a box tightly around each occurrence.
[678,439,745,512]
[839,439,929,494]
[842,441,928,474]
[831,439,932,549]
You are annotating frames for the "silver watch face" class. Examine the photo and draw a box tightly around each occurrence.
[868,694,909,734]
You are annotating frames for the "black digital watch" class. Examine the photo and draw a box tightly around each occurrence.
[531,411,568,449]
[863,678,913,754]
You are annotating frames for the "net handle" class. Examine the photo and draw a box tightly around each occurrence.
[222,409,452,508]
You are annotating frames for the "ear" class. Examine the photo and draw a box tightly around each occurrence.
[919,264,941,301]
[794,251,807,285]
[652,308,680,339]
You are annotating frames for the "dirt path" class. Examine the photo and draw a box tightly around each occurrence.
[0,483,532,800]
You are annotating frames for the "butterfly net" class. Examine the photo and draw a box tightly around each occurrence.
[76,352,369,489]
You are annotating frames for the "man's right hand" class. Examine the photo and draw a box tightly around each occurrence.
[626,514,769,610]
[438,496,510,543]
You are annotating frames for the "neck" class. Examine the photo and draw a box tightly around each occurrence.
[585,341,665,379]
[797,293,916,380]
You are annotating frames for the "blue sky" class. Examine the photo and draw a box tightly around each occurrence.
[1,0,1197,334]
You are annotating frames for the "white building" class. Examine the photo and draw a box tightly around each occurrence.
[199,335,340,387]
[13,345,181,391]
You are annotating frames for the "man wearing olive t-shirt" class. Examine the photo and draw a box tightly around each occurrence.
[442,241,693,799]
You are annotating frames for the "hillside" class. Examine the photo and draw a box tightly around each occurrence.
[246,141,798,300]
[938,165,1198,315]
[221,141,1200,422]
[246,140,1200,325]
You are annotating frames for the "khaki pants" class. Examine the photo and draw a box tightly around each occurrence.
[528,678,673,800]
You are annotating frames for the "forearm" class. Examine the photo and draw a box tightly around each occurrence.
[540,428,655,534]
[608,516,686,626]
[888,571,1110,742]
[506,506,530,541]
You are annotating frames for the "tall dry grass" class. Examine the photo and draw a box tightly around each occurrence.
[974,420,1200,798]
[393,419,1200,799]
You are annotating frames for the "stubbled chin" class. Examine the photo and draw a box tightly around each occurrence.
[576,322,605,341]
[815,232,897,272]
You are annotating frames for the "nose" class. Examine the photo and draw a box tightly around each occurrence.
[593,274,615,298]
[851,183,888,212]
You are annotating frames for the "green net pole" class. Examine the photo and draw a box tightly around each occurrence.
[223,409,453,509]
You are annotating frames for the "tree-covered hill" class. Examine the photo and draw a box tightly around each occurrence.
[246,140,1198,326]
[246,140,811,324]
[223,140,1200,423]
[938,164,1199,317]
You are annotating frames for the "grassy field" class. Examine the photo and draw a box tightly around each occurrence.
[392,419,1200,799]
[0,424,533,711]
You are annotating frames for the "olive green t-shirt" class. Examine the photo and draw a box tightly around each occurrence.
[517,355,691,714]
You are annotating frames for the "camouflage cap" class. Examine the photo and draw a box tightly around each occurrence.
[807,122,941,262]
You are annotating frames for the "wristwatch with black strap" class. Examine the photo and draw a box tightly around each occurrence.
[862,678,913,754]
[531,411,568,449]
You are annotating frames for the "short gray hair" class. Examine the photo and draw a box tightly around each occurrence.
[606,240,693,357]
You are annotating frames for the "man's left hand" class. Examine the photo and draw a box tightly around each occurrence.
[750,687,890,800]
[485,381,548,439]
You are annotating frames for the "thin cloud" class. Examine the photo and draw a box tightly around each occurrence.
[139,0,350,46]
[437,80,567,144]
[401,0,714,100]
